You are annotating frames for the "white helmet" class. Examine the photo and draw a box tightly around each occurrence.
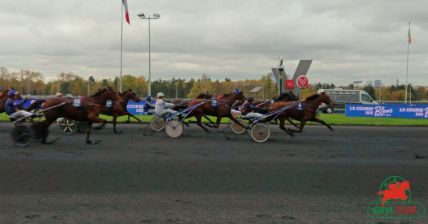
[157,92,165,97]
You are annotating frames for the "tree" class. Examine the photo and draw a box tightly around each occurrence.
[362,84,376,99]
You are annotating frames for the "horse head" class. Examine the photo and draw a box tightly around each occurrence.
[196,92,212,99]
[122,89,141,102]
[304,92,333,109]
[319,92,334,107]
[94,86,122,104]
[232,89,245,101]
[275,91,298,102]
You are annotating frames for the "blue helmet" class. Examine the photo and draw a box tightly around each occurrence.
[234,88,241,94]
[7,89,16,97]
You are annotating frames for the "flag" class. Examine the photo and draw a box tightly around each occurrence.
[122,0,130,24]
[408,24,412,44]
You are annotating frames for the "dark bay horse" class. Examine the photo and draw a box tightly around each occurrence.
[187,91,246,132]
[40,87,122,144]
[269,92,334,134]
[95,89,142,133]
[0,89,9,113]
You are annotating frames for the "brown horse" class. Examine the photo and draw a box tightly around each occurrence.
[0,89,9,113]
[187,90,246,132]
[95,89,142,133]
[269,92,334,134]
[40,87,122,144]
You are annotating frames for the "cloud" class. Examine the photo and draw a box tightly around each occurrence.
[0,0,426,86]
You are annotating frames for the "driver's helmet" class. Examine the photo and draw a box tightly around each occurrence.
[157,92,164,98]
[7,89,16,97]
[247,96,254,102]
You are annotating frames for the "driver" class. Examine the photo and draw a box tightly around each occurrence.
[6,91,33,120]
[154,92,177,117]
[240,97,263,119]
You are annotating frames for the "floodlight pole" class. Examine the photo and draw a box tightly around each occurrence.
[138,13,160,97]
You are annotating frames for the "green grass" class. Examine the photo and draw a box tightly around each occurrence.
[1,112,427,126]
[317,114,428,126]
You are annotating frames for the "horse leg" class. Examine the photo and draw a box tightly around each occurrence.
[93,119,107,130]
[279,118,294,137]
[40,119,55,144]
[286,117,299,128]
[87,116,106,144]
[310,117,334,131]
[196,114,210,133]
[288,119,308,133]
[112,115,122,134]
[203,115,217,128]
[86,121,94,144]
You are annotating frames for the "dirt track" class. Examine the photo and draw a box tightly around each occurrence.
[0,122,427,223]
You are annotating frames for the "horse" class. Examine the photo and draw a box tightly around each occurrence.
[187,90,246,132]
[269,92,334,135]
[95,89,142,133]
[39,87,122,144]
[0,89,9,113]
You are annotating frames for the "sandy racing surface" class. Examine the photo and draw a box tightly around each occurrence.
[0,122,427,223]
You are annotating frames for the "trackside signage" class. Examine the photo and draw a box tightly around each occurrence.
[345,104,428,119]
[127,100,150,115]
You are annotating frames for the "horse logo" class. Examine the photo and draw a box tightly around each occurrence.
[366,176,426,219]
[377,177,411,206]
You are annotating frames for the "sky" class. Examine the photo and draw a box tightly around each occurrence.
[0,0,427,86]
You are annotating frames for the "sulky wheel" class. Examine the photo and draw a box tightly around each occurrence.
[165,120,184,138]
[229,118,247,135]
[58,118,77,135]
[10,125,32,147]
[250,123,271,143]
[150,116,165,132]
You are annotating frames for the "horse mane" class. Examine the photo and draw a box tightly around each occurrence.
[119,89,133,97]
[304,93,320,101]
[275,92,297,102]
[0,89,8,98]
[91,87,108,97]
[196,93,212,99]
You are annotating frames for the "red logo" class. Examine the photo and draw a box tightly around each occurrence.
[284,80,294,90]
[377,180,410,206]
[367,176,426,219]
[296,75,308,88]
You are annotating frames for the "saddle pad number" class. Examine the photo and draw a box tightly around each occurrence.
[297,102,303,111]
[73,98,81,107]
[211,98,218,107]
[106,100,112,108]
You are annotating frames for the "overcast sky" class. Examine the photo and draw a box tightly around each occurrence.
[0,0,427,85]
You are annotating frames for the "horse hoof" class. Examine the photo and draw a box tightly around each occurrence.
[86,141,92,144]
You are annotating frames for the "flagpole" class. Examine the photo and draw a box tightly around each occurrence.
[405,21,411,103]
[120,1,124,92]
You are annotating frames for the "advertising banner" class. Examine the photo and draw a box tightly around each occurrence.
[345,104,428,119]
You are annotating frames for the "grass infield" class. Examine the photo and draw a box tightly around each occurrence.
[1,112,427,126]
